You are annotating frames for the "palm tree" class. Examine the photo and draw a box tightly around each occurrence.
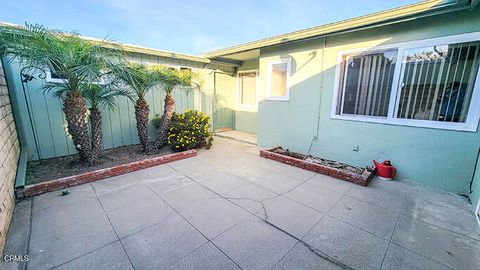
[81,83,129,160]
[155,67,196,148]
[115,63,164,152]
[0,24,124,164]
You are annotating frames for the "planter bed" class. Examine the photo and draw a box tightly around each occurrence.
[260,146,375,186]
[16,145,196,198]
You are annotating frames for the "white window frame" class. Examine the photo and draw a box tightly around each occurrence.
[267,58,291,101]
[331,32,480,132]
[237,69,258,108]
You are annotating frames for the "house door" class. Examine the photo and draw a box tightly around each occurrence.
[213,72,235,131]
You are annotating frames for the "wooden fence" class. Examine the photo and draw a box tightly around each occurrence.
[2,52,232,161]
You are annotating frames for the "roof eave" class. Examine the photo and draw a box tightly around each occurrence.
[202,0,468,58]
[0,21,217,65]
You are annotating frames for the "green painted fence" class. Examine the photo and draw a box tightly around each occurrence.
[3,52,231,161]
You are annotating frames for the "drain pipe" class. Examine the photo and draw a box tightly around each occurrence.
[304,36,327,159]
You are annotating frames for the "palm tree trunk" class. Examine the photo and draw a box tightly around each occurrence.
[63,90,93,164]
[90,107,102,161]
[135,97,150,152]
[155,94,175,148]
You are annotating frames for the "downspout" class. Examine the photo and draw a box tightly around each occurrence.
[304,36,326,159]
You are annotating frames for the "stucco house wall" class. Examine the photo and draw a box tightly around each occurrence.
[250,8,480,196]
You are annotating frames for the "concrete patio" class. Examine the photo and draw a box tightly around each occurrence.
[3,137,480,270]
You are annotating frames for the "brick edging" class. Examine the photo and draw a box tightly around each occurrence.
[259,147,375,186]
[16,149,197,198]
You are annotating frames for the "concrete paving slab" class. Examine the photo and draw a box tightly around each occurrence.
[246,171,306,194]
[381,243,452,270]
[172,196,251,239]
[121,213,207,270]
[346,179,408,212]
[285,181,343,213]
[257,195,324,239]
[224,182,278,213]
[392,215,480,269]
[131,164,178,180]
[106,197,174,238]
[90,174,140,195]
[213,216,298,270]
[199,173,250,195]
[96,182,160,212]
[276,164,317,182]
[160,182,219,209]
[328,196,399,239]
[1,199,32,270]
[402,189,480,240]
[31,195,105,239]
[176,163,223,182]
[32,184,97,213]
[307,174,356,194]
[272,243,345,270]
[28,213,117,270]
[53,241,133,270]
[141,171,194,195]
[303,215,389,270]
[168,156,207,171]
[167,242,241,270]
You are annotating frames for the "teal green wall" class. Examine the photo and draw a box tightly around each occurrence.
[3,53,232,161]
[252,8,480,196]
[236,59,259,134]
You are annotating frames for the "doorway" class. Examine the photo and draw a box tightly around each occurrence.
[213,72,235,131]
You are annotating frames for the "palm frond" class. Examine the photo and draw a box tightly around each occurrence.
[0,23,127,97]
[80,82,130,111]
[42,82,70,98]
[150,66,198,95]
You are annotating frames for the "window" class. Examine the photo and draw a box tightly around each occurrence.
[267,58,291,100]
[332,33,480,131]
[397,42,480,123]
[337,50,397,117]
[238,71,257,106]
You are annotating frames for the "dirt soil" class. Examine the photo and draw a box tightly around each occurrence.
[271,147,365,174]
[26,144,172,185]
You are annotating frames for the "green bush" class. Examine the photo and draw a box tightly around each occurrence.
[166,110,213,151]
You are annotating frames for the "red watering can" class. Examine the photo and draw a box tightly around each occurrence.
[373,160,397,180]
